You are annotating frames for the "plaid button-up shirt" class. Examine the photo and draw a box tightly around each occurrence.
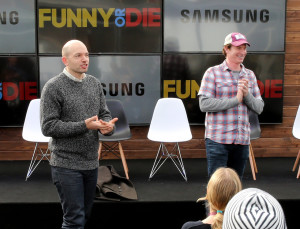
[198,61,262,145]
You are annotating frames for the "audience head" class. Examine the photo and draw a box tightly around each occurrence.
[197,167,242,229]
[223,188,287,229]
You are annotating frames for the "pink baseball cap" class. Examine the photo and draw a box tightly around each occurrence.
[224,32,250,46]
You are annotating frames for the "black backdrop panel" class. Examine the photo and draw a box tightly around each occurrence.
[162,54,284,124]
[0,57,38,127]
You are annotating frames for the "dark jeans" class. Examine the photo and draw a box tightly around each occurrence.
[205,138,249,179]
[51,166,98,229]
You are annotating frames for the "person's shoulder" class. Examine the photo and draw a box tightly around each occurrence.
[207,64,220,71]
[203,64,224,79]
[241,64,254,73]
[193,224,211,229]
[41,73,65,97]
[181,220,211,229]
[85,74,103,87]
[242,66,256,78]
[43,73,65,89]
[207,61,225,72]
[85,74,96,79]
[183,224,211,229]
[85,74,100,82]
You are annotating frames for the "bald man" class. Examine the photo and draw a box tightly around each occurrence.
[40,40,117,229]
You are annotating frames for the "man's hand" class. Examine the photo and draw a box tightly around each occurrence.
[236,89,244,103]
[238,79,249,97]
[85,115,101,130]
[85,116,118,134]
[236,78,249,102]
[98,118,118,135]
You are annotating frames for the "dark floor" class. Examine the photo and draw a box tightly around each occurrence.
[0,158,299,228]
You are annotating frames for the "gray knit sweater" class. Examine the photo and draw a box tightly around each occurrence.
[40,72,112,170]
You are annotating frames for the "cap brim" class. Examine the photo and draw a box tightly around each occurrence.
[231,40,250,46]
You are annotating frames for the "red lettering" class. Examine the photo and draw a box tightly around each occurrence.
[148,8,161,27]
[19,82,24,100]
[3,82,18,101]
[257,80,264,95]
[256,79,283,98]
[265,80,270,98]
[25,82,37,100]
[143,8,147,27]
[270,79,283,98]
[2,82,37,101]
[126,8,142,27]
[125,8,161,27]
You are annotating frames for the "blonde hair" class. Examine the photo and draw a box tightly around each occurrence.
[198,167,242,229]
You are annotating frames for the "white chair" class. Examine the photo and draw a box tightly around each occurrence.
[147,98,192,181]
[22,99,50,181]
[292,105,300,178]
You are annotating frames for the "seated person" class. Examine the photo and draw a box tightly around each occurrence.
[223,187,287,229]
[181,167,242,229]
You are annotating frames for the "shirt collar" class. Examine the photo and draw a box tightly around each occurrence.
[221,60,247,76]
[63,68,86,82]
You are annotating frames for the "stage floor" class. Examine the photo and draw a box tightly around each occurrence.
[0,158,299,228]
[1,157,300,203]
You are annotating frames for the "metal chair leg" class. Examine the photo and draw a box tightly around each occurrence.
[149,142,187,181]
[26,143,50,181]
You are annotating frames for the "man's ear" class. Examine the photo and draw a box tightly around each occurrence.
[62,56,68,66]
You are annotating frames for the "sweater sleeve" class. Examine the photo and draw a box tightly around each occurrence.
[40,79,88,138]
[199,95,240,112]
[243,93,264,115]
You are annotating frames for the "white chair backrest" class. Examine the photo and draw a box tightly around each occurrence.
[147,98,192,142]
[293,105,300,139]
[22,99,50,143]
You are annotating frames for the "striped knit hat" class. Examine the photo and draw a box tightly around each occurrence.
[223,188,287,229]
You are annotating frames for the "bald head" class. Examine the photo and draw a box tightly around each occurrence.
[62,40,87,57]
[61,40,89,79]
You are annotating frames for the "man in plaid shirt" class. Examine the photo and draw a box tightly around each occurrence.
[198,32,264,178]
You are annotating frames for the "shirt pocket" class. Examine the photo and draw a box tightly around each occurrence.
[215,80,237,98]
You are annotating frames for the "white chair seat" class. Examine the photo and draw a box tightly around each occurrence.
[23,133,50,143]
[148,130,192,143]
